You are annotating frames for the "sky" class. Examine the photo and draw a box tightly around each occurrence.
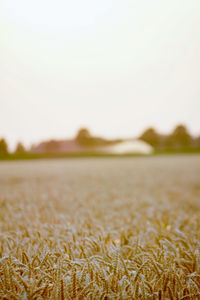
[0,0,200,150]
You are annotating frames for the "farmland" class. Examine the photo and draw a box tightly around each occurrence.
[0,155,200,299]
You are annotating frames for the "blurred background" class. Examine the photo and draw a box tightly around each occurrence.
[0,0,200,157]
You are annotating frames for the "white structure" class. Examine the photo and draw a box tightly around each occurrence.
[101,140,154,155]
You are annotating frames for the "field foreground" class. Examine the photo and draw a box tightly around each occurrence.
[0,156,200,299]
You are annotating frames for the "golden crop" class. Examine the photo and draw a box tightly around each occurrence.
[0,156,200,299]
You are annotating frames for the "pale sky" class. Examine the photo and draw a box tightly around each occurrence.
[0,0,200,150]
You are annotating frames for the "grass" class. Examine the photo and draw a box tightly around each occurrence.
[1,147,200,161]
[0,156,200,299]
[0,152,142,161]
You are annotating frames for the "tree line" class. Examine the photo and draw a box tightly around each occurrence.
[0,124,200,157]
[0,140,25,157]
[74,125,200,150]
[139,124,200,150]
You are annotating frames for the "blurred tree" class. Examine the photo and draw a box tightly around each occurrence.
[15,142,26,154]
[75,128,95,146]
[76,128,91,141]
[166,124,191,148]
[139,128,160,148]
[0,138,9,156]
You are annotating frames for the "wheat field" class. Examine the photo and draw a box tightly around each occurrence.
[0,156,200,299]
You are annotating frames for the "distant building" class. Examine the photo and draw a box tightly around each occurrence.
[98,139,154,155]
[31,139,83,153]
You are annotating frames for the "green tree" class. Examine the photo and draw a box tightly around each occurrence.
[0,138,9,156]
[139,127,160,148]
[75,128,96,146]
[76,128,91,140]
[15,142,26,154]
[166,124,191,148]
